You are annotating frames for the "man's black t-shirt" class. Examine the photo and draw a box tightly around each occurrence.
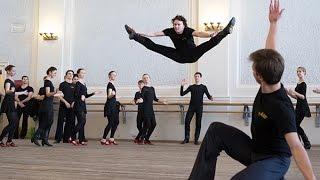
[163,27,196,50]
[16,86,34,101]
[59,81,75,107]
[251,84,296,157]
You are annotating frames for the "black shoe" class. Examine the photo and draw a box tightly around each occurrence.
[124,25,136,40]
[304,142,311,150]
[53,140,61,144]
[42,140,53,147]
[223,17,236,34]
[194,141,200,145]
[180,139,189,144]
[31,137,41,146]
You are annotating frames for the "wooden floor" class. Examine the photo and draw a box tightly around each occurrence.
[0,140,318,180]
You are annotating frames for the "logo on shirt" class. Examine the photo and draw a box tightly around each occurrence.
[258,112,268,119]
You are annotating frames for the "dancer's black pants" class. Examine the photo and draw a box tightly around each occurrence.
[133,31,227,63]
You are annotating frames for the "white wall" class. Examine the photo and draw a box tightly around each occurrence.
[71,0,190,87]
[1,0,319,144]
[0,0,35,79]
[237,0,320,86]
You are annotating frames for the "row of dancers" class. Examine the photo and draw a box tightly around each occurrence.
[0,67,209,146]
[0,64,316,148]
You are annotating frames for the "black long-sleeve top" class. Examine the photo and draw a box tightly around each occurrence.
[180,84,212,107]
[74,81,94,113]
[141,86,159,117]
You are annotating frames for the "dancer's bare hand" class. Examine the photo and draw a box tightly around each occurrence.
[65,102,71,108]
[209,32,218,37]
[94,90,103,95]
[313,88,320,94]
[288,88,296,96]
[22,90,28,95]
[181,79,187,86]
[18,102,26,108]
[269,0,284,23]
[137,98,143,103]
[111,91,116,96]
[162,99,168,105]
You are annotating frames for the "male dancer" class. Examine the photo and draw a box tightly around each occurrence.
[125,16,235,64]
[138,74,167,145]
[180,72,213,145]
[189,1,316,179]
[133,80,145,144]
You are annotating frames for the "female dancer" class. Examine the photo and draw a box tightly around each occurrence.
[32,67,58,147]
[125,16,235,64]
[286,67,311,149]
[54,70,75,143]
[0,65,28,147]
[101,71,119,145]
[71,68,97,145]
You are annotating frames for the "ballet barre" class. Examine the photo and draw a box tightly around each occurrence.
[79,101,320,127]
[84,101,253,126]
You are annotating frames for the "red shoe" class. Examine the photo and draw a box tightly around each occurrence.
[134,138,144,145]
[6,142,17,147]
[100,140,106,145]
[109,140,118,145]
[68,138,73,143]
[144,140,154,145]
[0,141,5,147]
[100,139,110,145]
[137,140,143,145]
[79,141,87,146]
[71,140,78,146]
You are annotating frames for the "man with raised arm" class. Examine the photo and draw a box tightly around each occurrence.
[189,1,316,179]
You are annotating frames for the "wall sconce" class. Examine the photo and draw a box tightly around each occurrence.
[39,33,58,40]
[203,22,224,32]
